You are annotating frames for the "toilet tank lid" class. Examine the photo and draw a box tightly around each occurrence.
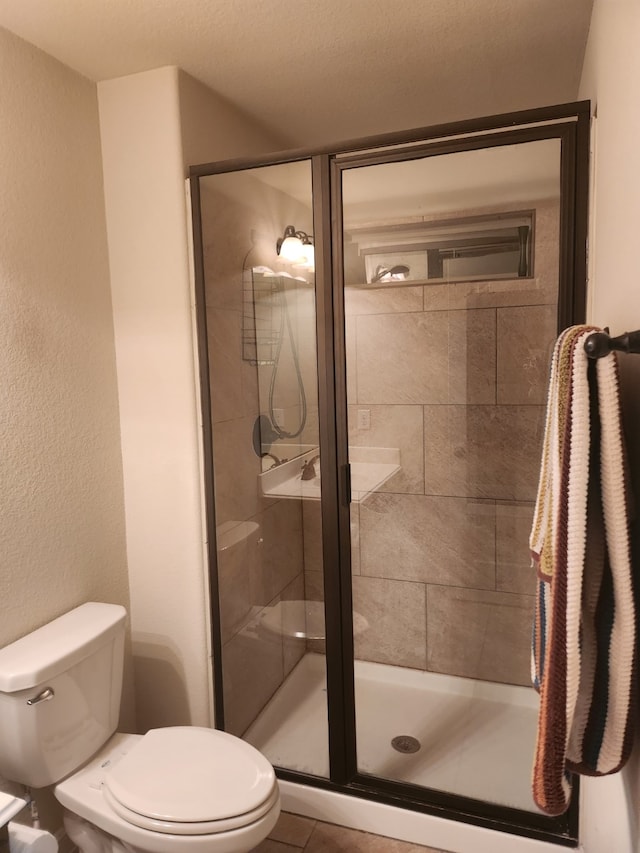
[0,603,126,693]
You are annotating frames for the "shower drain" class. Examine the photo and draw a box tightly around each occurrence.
[391,735,421,754]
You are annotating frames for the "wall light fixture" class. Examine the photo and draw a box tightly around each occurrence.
[276,225,314,268]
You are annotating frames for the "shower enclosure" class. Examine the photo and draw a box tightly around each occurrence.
[189,102,589,847]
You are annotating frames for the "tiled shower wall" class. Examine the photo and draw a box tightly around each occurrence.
[304,198,559,687]
[205,183,559,743]
[201,175,314,735]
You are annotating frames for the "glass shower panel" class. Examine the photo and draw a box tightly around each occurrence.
[198,161,329,778]
[340,139,561,811]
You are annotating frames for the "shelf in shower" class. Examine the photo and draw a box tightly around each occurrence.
[258,446,400,503]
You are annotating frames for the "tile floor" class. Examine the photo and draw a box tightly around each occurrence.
[250,811,447,852]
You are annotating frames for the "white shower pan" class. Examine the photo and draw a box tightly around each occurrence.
[245,652,541,813]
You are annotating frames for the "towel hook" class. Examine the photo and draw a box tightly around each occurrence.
[584,329,640,359]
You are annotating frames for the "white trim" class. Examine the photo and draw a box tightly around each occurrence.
[184,177,216,729]
[585,112,597,323]
[280,781,582,853]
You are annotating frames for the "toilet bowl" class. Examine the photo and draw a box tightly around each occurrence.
[0,603,280,853]
[56,730,280,853]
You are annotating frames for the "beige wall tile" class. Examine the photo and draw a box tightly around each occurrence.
[269,404,315,448]
[448,308,496,404]
[222,619,284,736]
[497,304,556,404]
[303,568,326,656]
[350,503,361,575]
[302,500,324,574]
[422,283,449,311]
[496,501,537,595]
[291,296,320,422]
[345,284,423,316]
[217,526,259,644]
[532,198,561,290]
[353,575,426,668]
[448,276,554,310]
[208,306,245,423]
[250,499,304,606]
[423,404,544,501]
[252,283,319,433]
[201,192,249,313]
[421,405,452,496]
[281,574,306,677]
[212,415,265,524]
[302,496,360,577]
[298,403,321,450]
[356,312,449,404]
[348,404,424,494]
[359,493,495,589]
[426,585,534,685]
[304,569,324,603]
[242,358,261,419]
[258,334,302,412]
[345,315,358,403]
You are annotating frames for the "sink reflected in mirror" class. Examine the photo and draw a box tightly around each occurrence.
[259,446,400,503]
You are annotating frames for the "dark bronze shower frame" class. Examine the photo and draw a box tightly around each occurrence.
[189,101,589,848]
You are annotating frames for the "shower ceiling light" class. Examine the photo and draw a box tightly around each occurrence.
[276,224,314,267]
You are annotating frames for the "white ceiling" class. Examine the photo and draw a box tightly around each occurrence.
[0,0,593,148]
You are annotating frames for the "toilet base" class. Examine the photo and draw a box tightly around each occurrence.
[64,811,132,853]
[56,733,280,853]
[63,806,280,853]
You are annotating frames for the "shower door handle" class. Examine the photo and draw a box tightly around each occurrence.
[341,463,352,505]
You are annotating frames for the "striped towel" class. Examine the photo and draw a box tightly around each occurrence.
[530,325,636,816]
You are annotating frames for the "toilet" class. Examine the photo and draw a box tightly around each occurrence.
[0,603,280,853]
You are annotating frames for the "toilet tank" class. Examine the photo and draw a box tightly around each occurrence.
[0,603,126,788]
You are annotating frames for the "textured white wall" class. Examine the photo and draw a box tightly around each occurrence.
[98,66,210,731]
[578,2,640,851]
[178,70,286,169]
[0,24,131,835]
[98,67,284,733]
[579,0,640,333]
[0,25,130,660]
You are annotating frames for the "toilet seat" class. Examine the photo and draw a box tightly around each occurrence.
[102,727,278,836]
[103,783,280,835]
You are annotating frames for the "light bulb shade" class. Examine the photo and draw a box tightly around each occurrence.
[279,235,304,261]
[294,241,315,269]
[276,225,314,265]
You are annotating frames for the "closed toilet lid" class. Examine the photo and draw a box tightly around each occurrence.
[103,727,276,830]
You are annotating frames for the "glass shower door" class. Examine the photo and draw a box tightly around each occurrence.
[191,102,587,847]
[339,138,561,812]
[196,160,331,779]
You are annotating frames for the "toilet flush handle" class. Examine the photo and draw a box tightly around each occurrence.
[26,687,55,706]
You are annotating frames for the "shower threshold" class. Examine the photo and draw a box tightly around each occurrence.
[244,652,542,814]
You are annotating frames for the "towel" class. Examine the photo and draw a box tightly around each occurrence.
[529,325,636,816]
